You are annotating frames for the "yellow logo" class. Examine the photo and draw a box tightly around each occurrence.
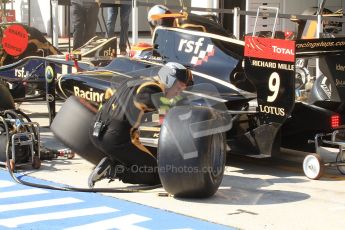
[74,86,104,102]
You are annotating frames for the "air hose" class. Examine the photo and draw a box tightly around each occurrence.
[0,110,162,193]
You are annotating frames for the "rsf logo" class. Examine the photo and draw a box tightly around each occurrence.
[177,37,215,66]
[103,47,115,57]
[178,37,205,54]
[15,67,29,78]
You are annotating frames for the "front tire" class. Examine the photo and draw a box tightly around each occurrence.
[158,106,227,198]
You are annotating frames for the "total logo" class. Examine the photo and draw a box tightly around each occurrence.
[272,45,295,55]
[178,37,215,66]
[15,67,29,78]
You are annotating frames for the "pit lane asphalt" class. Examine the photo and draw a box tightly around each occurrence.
[3,100,345,230]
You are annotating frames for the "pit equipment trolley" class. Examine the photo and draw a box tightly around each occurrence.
[303,130,345,179]
[0,110,41,171]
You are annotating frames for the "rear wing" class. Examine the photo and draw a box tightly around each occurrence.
[244,36,345,125]
[73,36,117,58]
[244,36,295,125]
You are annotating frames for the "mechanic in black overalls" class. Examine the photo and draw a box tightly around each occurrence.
[88,62,193,187]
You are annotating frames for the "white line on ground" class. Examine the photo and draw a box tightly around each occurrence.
[0,188,49,199]
[64,214,151,230]
[0,197,83,212]
[0,180,16,188]
[0,206,119,228]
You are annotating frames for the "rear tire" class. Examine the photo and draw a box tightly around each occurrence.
[51,96,107,165]
[158,106,226,198]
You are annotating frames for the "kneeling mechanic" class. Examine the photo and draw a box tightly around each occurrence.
[88,62,193,187]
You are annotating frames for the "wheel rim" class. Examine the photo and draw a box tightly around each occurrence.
[303,155,321,179]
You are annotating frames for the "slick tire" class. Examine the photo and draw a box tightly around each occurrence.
[51,96,106,165]
[0,82,15,111]
[158,106,226,198]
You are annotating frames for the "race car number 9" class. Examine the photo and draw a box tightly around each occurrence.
[267,72,280,102]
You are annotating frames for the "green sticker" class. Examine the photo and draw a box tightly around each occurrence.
[45,65,54,83]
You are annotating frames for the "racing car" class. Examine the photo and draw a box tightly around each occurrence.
[37,3,344,198]
[0,23,117,105]
[2,4,345,198]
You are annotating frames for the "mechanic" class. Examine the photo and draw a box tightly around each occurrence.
[71,0,99,50]
[105,0,132,55]
[88,62,193,187]
[147,5,175,34]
